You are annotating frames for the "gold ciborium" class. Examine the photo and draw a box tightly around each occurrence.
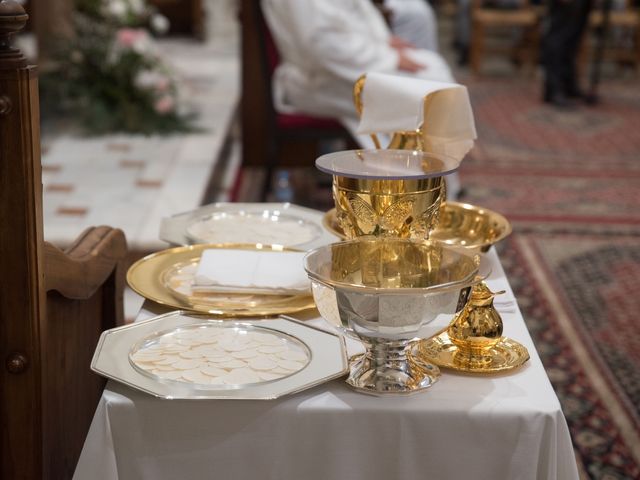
[327,75,463,241]
[316,149,460,240]
[417,282,530,373]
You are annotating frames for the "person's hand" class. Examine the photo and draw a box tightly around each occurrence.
[398,50,425,72]
[389,35,414,51]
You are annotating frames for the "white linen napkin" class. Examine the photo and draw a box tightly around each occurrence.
[356,72,477,161]
[193,249,310,295]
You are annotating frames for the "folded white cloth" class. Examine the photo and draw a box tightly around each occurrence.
[193,249,310,295]
[356,72,477,162]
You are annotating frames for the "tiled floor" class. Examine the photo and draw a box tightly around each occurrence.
[41,34,241,253]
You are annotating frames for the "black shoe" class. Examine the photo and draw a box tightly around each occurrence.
[457,46,469,66]
[543,87,576,109]
[546,93,576,109]
[565,86,586,100]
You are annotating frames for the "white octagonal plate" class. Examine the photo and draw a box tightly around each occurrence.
[159,202,339,250]
[91,311,348,400]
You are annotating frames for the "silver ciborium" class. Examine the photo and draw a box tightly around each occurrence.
[304,238,479,395]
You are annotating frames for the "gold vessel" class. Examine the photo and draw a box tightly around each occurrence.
[448,282,505,359]
[323,201,512,254]
[333,173,444,239]
[418,282,529,373]
[341,74,449,240]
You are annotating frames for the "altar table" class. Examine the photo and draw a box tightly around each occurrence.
[74,249,579,480]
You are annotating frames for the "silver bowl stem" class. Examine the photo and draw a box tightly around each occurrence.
[347,338,440,395]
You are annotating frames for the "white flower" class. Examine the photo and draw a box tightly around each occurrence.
[127,0,146,15]
[150,13,170,35]
[134,70,171,92]
[106,0,128,19]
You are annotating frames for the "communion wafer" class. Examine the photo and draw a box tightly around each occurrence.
[248,357,278,371]
[182,369,212,384]
[231,349,259,359]
[154,370,183,380]
[278,350,307,362]
[200,365,227,377]
[277,359,304,371]
[172,359,205,370]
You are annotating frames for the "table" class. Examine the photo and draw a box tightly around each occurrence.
[74,250,579,480]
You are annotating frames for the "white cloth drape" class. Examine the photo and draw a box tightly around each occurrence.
[74,249,579,480]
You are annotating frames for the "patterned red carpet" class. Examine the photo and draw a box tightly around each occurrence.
[461,78,640,479]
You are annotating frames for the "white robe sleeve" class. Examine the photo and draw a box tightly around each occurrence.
[263,0,399,82]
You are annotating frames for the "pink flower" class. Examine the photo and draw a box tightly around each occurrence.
[115,28,151,54]
[116,28,144,48]
[154,95,175,115]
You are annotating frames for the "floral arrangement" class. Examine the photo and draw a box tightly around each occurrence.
[41,0,194,135]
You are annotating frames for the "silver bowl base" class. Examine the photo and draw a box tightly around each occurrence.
[346,340,441,396]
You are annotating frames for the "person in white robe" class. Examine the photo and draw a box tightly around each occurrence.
[262,0,453,128]
[261,0,462,197]
[386,0,439,52]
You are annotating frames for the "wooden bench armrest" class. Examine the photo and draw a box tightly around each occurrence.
[44,226,127,300]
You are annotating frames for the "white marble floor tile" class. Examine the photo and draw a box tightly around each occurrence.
[42,35,240,251]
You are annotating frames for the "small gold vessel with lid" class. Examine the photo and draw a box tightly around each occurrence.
[418,282,529,374]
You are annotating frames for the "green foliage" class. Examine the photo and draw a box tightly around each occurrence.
[40,2,194,135]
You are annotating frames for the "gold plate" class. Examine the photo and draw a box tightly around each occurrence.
[127,244,316,317]
[322,201,512,253]
[416,331,530,374]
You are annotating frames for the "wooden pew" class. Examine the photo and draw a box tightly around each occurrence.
[0,2,128,478]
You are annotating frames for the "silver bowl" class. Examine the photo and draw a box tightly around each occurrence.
[304,238,479,395]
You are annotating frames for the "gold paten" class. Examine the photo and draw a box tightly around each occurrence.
[127,243,315,317]
[417,283,529,373]
[323,201,512,254]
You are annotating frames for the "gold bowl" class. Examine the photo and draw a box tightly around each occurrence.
[304,238,479,395]
[323,201,511,254]
[429,202,512,253]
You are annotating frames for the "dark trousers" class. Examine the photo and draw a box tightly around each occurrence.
[541,0,592,97]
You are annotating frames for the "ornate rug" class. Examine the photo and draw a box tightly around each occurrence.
[461,77,640,479]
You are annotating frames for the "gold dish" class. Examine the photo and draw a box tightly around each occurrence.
[323,201,511,253]
[127,244,316,317]
[417,331,529,374]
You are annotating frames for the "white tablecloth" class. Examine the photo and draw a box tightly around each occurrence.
[74,249,578,480]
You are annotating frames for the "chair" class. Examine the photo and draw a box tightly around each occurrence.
[0,3,128,478]
[469,0,542,75]
[239,0,356,200]
[580,0,640,71]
